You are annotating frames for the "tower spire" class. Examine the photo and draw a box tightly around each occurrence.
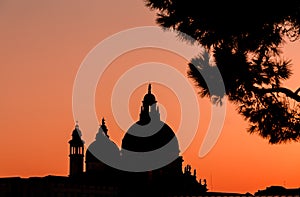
[148,83,152,94]
[75,120,79,129]
[101,117,109,137]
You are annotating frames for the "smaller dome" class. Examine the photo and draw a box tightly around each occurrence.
[85,120,121,173]
[86,136,120,163]
[86,131,120,164]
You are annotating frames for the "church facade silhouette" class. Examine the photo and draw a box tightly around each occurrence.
[68,83,208,196]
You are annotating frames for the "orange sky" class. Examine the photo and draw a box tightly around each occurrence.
[1,0,300,194]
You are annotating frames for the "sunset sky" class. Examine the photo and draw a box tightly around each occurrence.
[1,0,300,194]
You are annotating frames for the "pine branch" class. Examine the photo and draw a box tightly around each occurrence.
[257,87,300,102]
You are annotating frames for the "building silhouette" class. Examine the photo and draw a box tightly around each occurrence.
[2,83,298,196]
[67,83,208,196]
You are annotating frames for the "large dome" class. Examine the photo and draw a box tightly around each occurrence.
[120,84,181,172]
[121,84,180,155]
[121,120,179,154]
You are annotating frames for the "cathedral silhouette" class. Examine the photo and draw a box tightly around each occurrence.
[2,83,297,196]
[68,83,208,196]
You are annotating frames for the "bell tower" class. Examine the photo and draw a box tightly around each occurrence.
[68,121,85,177]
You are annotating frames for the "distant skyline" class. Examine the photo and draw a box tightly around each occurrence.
[1,0,300,194]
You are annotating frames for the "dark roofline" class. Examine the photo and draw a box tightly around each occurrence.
[205,191,253,196]
[255,186,300,196]
[0,177,22,181]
